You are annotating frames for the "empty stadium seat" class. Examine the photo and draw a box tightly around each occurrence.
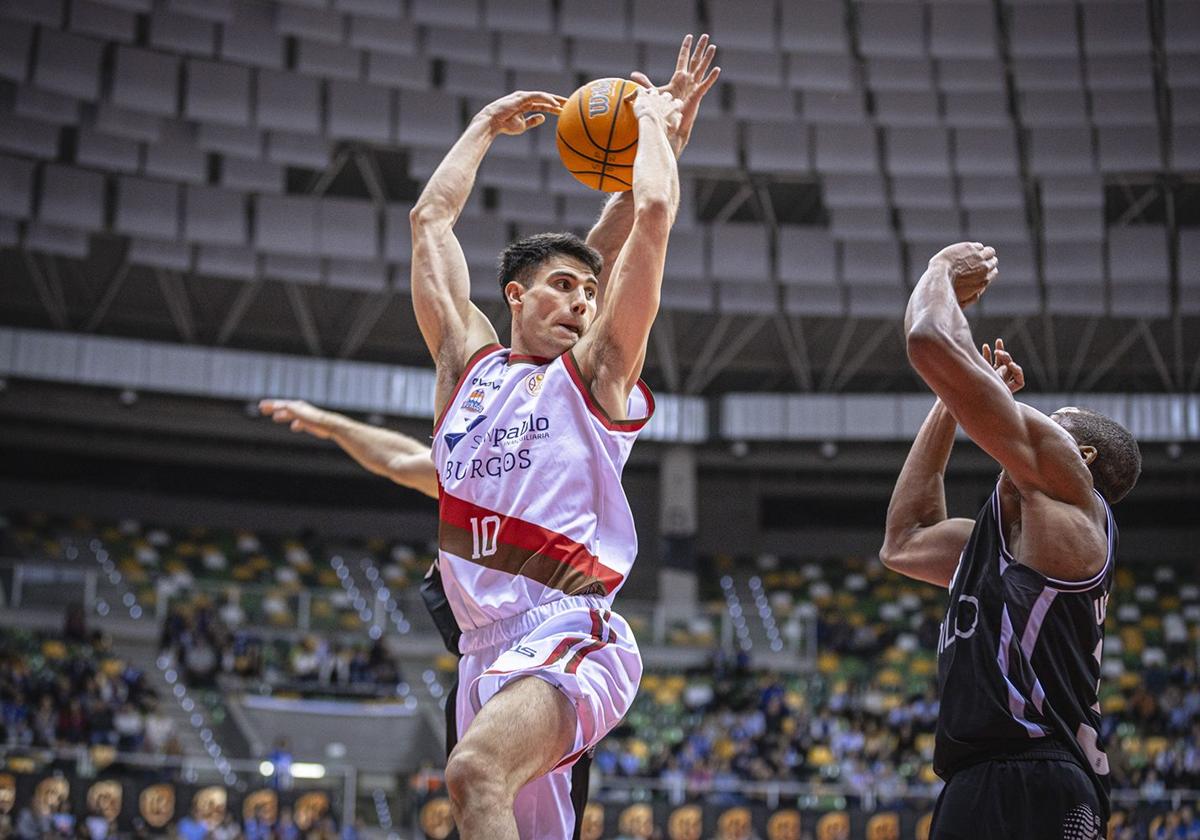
[69,0,137,43]
[712,223,771,283]
[930,4,997,59]
[778,227,837,286]
[35,29,105,101]
[256,194,320,256]
[186,60,252,127]
[824,174,887,208]
[484,0,552,34]
[112,46,181,117]
[780,1,848,55]
[708,0,777,51]
[40,164,105,229]
[116,176,181,240]
[815,125,879,174]
[149,9,216,57]
[184,185,248,245]
[328,80,394,143]
[858,4,926,59]
[744,122,810,174]
[0,154,35,219]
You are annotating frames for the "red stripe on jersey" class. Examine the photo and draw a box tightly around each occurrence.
[433,343,504,437]
[439,491,625,592]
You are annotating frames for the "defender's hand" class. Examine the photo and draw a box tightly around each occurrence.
[259,399,337,440]
[477,90,567,137]
[930,242,998,308]
[982,338,1024,394]
[630,86,683,134]
[630,33,720,157]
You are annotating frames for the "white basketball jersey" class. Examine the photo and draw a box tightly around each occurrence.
[431,344,654,633]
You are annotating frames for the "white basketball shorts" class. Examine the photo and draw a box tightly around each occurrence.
[456,594,642,839]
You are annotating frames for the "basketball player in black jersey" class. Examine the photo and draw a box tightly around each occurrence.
[881,242,1142,840]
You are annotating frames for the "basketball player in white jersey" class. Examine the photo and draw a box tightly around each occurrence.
[408,38,717,840]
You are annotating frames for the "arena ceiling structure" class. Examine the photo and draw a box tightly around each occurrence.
[0,0,1198,483]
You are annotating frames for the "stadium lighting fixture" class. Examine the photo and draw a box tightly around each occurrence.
[291,763,327,779]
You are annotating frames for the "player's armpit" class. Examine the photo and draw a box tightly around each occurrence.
[879,517,976,588]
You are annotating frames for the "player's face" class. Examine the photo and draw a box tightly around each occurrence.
[509,256,599,357]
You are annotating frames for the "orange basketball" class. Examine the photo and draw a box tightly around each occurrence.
[556,78,640,192]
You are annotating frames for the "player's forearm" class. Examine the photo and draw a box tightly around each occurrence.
[631,115,679,225]
[883,400,957,553]
[410,117,495,231]
[905,260,991,395]
[327,415,427,479]
[586,193,635,287]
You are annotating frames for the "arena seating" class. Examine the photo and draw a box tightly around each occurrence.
[4,511,432,634]
[0,626,180,754]
[0,0,1193,318]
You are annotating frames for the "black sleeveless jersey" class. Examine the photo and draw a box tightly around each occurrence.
[933,483,1116,815]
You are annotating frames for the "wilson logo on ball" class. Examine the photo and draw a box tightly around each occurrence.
[556,78,639,192]
[587,80,616,118]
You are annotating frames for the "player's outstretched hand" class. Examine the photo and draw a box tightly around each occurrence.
[478,90,568,136]
[259,399,337,440]
[982,338,1024,394]
[930,242,998,308]
[630,86,683,135]
[630,33,721,157]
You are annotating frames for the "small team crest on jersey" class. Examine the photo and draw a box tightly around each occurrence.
[461,388,486,413]
[525,373,545,396]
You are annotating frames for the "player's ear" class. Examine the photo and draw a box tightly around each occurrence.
[505,280,525,310]
[1080,445,1097,465]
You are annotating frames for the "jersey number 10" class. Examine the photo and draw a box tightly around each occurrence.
[470,515,501,560]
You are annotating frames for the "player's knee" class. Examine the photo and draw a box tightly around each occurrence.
[444,746,510,809]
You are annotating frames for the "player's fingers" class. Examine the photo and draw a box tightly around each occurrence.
[258,399,275,415]
[524,113,546,130]
[981,245,996,260]
[690,35,710,74]
[693,41,716,77]
[696,66,721,97]
[982,343,992,365]
[630,71,652,89]
[995,337,1004,353]
[272,409,294,423]
[675,34,693,73]
[290,419,303,432]
[986,267,998,282]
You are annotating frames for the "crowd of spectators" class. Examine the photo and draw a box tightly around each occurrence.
[159,598,401,694]
[0,627,179,755]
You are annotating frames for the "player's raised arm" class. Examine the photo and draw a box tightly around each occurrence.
[904,243,1094,507]
[410,91,565,407]
[574,87,682,416]
[259,399,439,499]
[882,341,1025,587]
[585,34,720,285]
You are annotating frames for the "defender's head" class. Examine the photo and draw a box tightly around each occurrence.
[498,232,603,358]
[1050,407,1142,504]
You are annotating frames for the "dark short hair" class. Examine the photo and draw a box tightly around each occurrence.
[1054,408,1142,504]
[497,232,603,308]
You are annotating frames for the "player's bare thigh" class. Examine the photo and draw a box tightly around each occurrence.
[447,674,577,798]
